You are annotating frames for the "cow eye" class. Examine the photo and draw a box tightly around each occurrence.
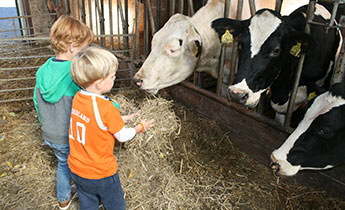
[317,127,332,138]
[179,39,183,46]
[270,47,281,57]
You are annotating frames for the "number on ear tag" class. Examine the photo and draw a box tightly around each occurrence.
[221,30,233,44]
[290,42,302,57]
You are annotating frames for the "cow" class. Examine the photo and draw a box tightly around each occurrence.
[270,82,345,176]
[134,0,309,94]
[211,4,341,122]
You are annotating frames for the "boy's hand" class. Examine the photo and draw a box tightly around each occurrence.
[137,119,155,133]
[122,110,141,123]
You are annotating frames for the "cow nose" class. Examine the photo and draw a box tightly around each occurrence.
[133,78,143,87]
[228,89,248,104]
[270,161,280,174]
[270,155,280,174]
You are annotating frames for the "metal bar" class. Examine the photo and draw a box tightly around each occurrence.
[236,0,243,19]
[0,55,50,60]
[81,0,86,23]
[95,0,100,43]
[178,0,184,14]
[0,37,49,42]
[144,1,149,56]
[248,0,256,16]
[109,0,114,50]
[135,0,140,58]
[284,0,315,127]
[100,0,105,46]
[328,1,339,28]
[124,0,129,53]
[71,0,76,18]
[146,0,156,35]
[0,98,33,103]
[156,0,161,30]
[66,0,71,15]
[117,1,121,49]
[188,0,194,16]
[275,0,283,13]
[0,87,34,93]
[0,77,35,82]
[0,66,40,71]
[216,0,231,96]
[88,0,93,29]
[170,0,176,16]
[117,0,130,52]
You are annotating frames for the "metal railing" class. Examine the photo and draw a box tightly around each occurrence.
[0,0,138,103]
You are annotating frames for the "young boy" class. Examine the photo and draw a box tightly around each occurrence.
[68,45,155,210]
[33,15,94,209]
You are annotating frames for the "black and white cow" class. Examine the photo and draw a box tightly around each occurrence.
[270,82,345,176]
[211,4,341,120]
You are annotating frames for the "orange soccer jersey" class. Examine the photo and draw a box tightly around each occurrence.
[68,90,124,179]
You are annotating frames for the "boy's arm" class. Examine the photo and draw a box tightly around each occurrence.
[114,119,155,142]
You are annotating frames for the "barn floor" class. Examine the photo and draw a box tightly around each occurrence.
[1,88,345,210]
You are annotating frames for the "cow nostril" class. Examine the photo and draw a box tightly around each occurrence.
[270,161,280,172]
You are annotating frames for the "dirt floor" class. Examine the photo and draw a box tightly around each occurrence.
[1,88,345,210]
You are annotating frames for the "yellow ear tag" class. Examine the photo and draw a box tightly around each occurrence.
[193,47,198,57]
[307,91,317,101]
[221,30,233,44]
[290,42,302,57]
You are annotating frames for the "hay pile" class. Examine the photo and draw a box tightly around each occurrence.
[1,89,345,209]
[110,92,198,209]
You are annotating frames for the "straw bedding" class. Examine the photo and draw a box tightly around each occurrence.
[1,88,345,209]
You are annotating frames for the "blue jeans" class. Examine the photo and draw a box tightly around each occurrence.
[45,140,72,202]
[71,172,126,210]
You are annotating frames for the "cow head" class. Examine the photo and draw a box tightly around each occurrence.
[134,14,204,94]
[271,82,345,176]
[212,9,313,108]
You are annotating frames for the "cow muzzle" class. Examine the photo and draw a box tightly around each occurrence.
[228,88,248,105]
[133,77,143,88]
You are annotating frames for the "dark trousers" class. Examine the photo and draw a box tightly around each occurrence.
[71,172,126,210]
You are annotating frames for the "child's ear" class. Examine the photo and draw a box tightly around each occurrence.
[69,42,77,53]
[95,79,103,90]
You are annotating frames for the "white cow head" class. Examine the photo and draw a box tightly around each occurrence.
[134,14,204,94]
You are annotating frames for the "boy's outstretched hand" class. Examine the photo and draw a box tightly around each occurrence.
[136,119,155,133]
[122,110,141,123]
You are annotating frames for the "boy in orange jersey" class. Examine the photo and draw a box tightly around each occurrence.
[68,45,155,210]
[33,15,93,209]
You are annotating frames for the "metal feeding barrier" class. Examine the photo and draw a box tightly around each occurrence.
[0,0,139,103]
[214,0,345,129]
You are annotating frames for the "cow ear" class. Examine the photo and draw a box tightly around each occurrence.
[211,18,248,43]
[284,31,316,57]
[186,39,202,57]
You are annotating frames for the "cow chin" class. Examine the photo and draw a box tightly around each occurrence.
[144,88,159,95]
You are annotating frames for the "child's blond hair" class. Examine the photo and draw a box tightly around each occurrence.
[50,15,94,54]
[71,45,119,88]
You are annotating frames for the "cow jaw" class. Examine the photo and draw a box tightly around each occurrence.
[270,86,307,114]
[228,79,265,108]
